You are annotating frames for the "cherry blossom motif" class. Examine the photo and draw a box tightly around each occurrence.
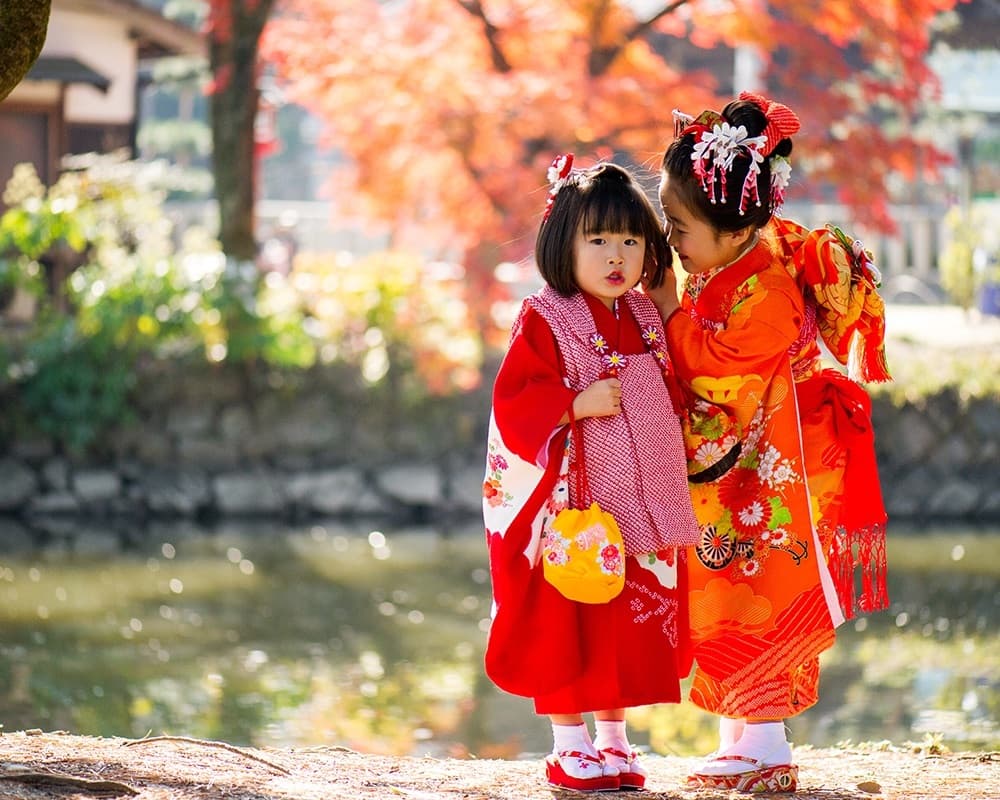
[542,531,570,565]
[574,523,608,550]
[483,478,506,508]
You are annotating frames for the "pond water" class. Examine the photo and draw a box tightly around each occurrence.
[0,520,996,758]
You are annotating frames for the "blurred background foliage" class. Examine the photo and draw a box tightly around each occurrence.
[0,154,485,453]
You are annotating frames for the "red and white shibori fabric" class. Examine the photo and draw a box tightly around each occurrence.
[482,287,699,711]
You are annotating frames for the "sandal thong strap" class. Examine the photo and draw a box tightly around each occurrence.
[599,747,635,761]
[556,749,603,765]
[709,754,761,768]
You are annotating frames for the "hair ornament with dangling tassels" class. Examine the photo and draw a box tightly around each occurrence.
[542,153,576,221]
[672,92,801,215]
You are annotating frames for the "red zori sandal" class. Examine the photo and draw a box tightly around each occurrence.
[598,747,647,790]
[545,750,620,792]
[687,755,798,793]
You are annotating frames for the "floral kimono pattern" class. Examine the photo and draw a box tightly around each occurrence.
[666,239,843,719]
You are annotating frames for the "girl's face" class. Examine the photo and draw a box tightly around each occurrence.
[659,173,751,274]
[572,225,645,311]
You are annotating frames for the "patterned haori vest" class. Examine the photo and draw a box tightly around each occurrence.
[523,287,699,556]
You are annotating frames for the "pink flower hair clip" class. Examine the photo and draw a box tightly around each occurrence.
[542,153,575,221]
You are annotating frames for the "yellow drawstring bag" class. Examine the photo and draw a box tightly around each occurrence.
[541,409,625,604]
[543,501,625,604]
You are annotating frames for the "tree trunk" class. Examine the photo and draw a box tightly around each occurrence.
[0,0,51,101]
[209,0,275,262]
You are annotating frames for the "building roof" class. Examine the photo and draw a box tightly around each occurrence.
[54,0,205,59]
[25,55,112,92]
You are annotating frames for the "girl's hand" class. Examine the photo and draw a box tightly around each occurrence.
[642,264,680,321]
[567,377,623,421]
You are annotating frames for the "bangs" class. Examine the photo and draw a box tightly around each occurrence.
[578,178,650,236]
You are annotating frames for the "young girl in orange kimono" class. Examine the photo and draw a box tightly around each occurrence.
[647,93,891,792]
[483,158,700,791]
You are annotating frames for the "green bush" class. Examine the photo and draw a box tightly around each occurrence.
[0,154,487,455]
[0,155,316,451]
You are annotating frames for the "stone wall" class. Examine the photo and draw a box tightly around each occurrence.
[0,363,998,541]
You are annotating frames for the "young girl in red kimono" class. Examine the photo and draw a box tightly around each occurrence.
[483,158,700,791]
[647,93,891,793]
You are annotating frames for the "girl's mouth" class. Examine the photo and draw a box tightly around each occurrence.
[606,270,624,284]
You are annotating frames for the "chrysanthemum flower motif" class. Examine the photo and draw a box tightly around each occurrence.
[602,351,627,370]
[732,499,772,536]
[590,332,609,353]
[641,326,661,344]
[762,528,789,546]
[600,543,624,575]
[741,559,761,577]
[694,440,728,468]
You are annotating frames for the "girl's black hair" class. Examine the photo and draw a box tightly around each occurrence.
[535,162,670,296]
[662,99,794,233]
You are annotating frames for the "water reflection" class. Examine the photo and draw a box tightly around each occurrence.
[0,520,996,757]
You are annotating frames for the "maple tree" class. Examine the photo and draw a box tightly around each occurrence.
[205,0,278,260]
[261,0,965,324]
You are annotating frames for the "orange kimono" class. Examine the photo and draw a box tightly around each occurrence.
[665,225,889,720]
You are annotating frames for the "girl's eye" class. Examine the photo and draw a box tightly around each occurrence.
[590,237,606,245]
[625,238,640,246]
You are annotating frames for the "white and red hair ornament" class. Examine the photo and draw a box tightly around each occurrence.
[673,92,800,216]
[542,153,575,221]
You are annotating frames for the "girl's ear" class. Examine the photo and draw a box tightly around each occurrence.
[725,224,756,250]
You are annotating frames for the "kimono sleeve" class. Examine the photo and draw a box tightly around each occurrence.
[492,306,577,467]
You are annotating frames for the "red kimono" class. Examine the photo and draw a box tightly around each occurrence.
[483,288,698,714]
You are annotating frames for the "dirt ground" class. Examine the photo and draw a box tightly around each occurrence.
[0,731,996,800]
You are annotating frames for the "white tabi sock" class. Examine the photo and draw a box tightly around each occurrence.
[592,719,628,753]
[594,719,645,778]
[551,723,619,778]
[718,716,746,750]
[698,721,792,776]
